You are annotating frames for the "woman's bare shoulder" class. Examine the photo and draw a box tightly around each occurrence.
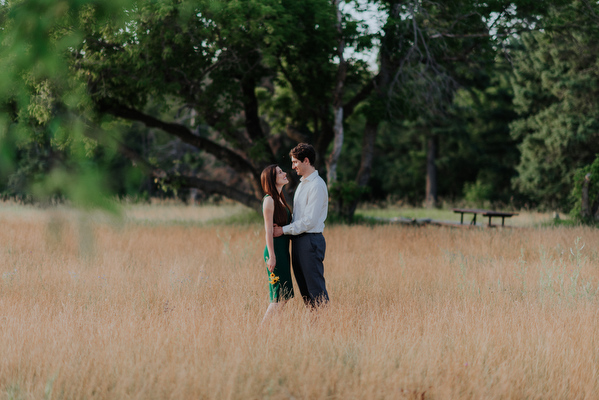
[262,195,274,207]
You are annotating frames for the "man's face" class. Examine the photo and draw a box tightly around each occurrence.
[291,156,309,176]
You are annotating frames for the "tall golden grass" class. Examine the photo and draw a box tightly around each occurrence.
[1,204,598,399]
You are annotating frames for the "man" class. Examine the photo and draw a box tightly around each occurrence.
[273,143,329,307]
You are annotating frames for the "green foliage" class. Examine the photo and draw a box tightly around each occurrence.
[348,0,526,207]
[448,72,520,205]
[463,180,493,208]
[569,155,599,223]
[370,122,427,204]
[2,0,598,215]
[510,2,599,210]
[344,67,519,206]
[330,180,370,206]
[329,180,371,221]
[31,167,118,212]
[0,0,134,209]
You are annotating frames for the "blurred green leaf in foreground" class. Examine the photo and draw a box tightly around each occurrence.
[0,0,132,213]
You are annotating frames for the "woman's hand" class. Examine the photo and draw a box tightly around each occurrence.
[273,224,284,237]
[267,256,276,273]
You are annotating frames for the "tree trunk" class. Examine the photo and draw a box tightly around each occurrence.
[340,1,400,221]
[326,0,346,189]
[582,173,591,218]
[347,119,378,218]
[327,107,344,185]
[356,121,377,188]
[425,135,438,208]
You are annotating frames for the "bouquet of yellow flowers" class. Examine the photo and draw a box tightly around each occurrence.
[268,272,280,285]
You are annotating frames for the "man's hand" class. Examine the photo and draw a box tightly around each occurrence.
[273,224,284,237]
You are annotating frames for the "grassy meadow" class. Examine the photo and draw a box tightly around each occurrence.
[1,202,598,399]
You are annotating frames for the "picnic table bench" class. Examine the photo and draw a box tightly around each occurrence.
[452,208,519,227]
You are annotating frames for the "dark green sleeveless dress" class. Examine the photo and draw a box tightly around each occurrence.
[263,196,294,302]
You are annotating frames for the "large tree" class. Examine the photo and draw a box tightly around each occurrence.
[1,0,584,215]
[0,0,368,209]
[73,0,377,210]
[0,0,138,208]
[342,0,546,214]
[510,0,599,210]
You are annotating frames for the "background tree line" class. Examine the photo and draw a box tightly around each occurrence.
[0,0,598,221]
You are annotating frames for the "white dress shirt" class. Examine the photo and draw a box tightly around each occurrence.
[283,170,328,235]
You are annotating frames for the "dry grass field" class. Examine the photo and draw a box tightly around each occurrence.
[1,203,598,399]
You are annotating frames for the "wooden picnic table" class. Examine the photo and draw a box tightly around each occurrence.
[452,208,519,227]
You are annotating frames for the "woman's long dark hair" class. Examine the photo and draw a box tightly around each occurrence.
[261,165,291,226]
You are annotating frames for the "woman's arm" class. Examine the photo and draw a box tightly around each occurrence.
[263,196,276,273]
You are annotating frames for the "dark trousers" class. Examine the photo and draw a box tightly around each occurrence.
[291,233,329,307]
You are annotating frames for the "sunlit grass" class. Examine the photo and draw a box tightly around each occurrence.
[0,200,260,227]
[0,202,597,399]
[122,200,258,226]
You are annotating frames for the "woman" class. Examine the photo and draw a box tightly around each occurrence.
[260,164,293,322]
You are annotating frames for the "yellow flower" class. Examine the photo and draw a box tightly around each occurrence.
[269,272,280,285]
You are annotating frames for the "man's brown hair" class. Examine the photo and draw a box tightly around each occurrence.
[289,143,316,166]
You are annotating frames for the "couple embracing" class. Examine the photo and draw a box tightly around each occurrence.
[260,143,329,322]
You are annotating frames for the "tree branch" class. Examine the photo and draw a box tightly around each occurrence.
[343,79,375,119]
[173,175,262,210]
[97,101,257,176]
[91,130,262,209]
[285,125,310,143]
[240,76,266,143]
